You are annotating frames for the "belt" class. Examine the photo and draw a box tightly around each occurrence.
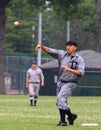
[59,80,77,83]
[29,82,40,84]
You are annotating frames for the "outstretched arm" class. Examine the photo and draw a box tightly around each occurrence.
[36,44,59,59]
[36,45,50,53]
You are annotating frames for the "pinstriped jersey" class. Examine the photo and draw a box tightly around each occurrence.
[48,48,85,82]
[26,67,44,83]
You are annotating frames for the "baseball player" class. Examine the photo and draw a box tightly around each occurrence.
[26,61,44,106]
[36,40,85,126]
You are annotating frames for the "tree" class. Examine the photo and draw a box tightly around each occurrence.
[0,0,84,94]
[69,0,101,52]
[70,0,96,50]
[0,0,10,94]
[50,0,83,20]
[5,0,38,53]
[94,0,101,51]
[27,0,83,20]
[26,0,85,51]
[5,13,36,53]
[42,11,67,49]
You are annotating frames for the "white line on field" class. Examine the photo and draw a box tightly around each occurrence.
[81,123,98,126]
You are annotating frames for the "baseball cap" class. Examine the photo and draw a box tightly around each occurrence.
[65,40,78,47]
[32,61,37,64]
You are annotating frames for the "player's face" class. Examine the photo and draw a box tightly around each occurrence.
[66,45,77,55]
[32,64,37,68]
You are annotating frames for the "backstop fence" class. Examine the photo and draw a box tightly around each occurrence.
[4,53,101,96]
[5,53,34,94]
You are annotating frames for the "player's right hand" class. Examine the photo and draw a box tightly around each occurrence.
[26,84,29,88]
[36,45,41,51]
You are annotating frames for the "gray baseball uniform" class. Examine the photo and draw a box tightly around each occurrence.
[26,67,44,101]
[48,48,85,110]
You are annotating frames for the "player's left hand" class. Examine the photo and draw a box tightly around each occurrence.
[61,65,71,71]
[41,82,44,87]
[41,83,44,87]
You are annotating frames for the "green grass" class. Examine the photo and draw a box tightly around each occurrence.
[0,95,101,130]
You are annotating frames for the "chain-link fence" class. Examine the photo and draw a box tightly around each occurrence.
[4,53,54,94]
[4,53,101,95]
[5,53,34,94]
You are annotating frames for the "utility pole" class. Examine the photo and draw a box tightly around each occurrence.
[37,12,42,66]
[67,21,70,41]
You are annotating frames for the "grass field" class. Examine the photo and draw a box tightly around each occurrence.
[0,95,101,130]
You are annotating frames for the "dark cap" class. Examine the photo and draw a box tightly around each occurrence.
[32,61,37,64]
[65,40,78,47]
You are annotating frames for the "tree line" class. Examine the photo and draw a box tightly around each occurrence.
[0,0,101,94]
[4,0,101,54]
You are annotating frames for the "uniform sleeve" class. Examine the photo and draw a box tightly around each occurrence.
[77,57,85,76]
[26,70,30,79]
[47,48,59,59]
[40,69,44,79]
[48,48,65,59]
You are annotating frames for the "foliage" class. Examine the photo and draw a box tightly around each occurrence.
[70,0,101,51]
[4,0,101,53]
[27,0,46,11]
[77,0,97,33]
[27,0,84,20]
[5,0,85,53]
[5,4,67,53]
[5,1,38,53]
[50,0,84,20]
[42,11,66,49]
[0,0,10,6]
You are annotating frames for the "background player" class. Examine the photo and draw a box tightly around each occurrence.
[36,40,85,126]
[26,61,44,106]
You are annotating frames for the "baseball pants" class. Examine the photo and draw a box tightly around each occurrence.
[29,83,40,97]
[57,81,76,110]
